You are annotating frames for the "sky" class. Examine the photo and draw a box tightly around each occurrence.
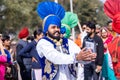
[100,0,105,3]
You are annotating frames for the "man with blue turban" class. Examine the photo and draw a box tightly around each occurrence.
[36,1,96,80]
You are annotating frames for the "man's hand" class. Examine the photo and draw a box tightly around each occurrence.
[76,48,97,61]
[76,48,91,61]
[95,65,102,73]
[89,53,97,61]
[104,43,107,49]
[32,57,38,62]
[6,66,11,73]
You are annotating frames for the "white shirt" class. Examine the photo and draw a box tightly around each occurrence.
[36,38,81,80]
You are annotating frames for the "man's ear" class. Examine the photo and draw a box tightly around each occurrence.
[46,31,48,36]
[46,31,48,34]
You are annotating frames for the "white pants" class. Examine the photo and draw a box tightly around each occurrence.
[32,69,42,80]
[77,63,84,80]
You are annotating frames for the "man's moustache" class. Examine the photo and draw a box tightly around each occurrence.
[54,31,60,34]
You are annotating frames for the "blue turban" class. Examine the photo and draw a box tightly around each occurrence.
[43,15,61,34]
[36,1,65,34]
[60,26,66,34]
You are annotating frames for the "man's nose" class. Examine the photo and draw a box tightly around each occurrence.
[55,27,60,31]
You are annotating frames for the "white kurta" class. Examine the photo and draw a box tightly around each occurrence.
[36,38,83,80]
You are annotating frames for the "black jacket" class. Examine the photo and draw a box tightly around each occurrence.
[83,34,104,66]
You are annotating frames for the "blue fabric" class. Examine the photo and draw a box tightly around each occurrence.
[40,56,58,80]
[37,1,65,20]
[60,26,66,34]
[0,49,11,63]
[4,49,11,63]
[102,53,116,80]
[62,37,69,53]
[43,15,61,34]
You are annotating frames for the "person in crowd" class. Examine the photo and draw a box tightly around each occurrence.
[81,23,87,32]
[2,34,11,50]
[0,38,11,80]
[104,0,120,79]
[27,36,34,43]
[107,20,117,38]
[95,24,101,36]
[36,1,96,80]
[83,21,104,80]
[100,27,116,80]
[100,27,113,51]
[1,34,14,61]
[2,34,18,80]
[80,23,87,44]
[19,28,44,80]
[9,40,17,64]
[16,27,31,80]
[74,32,82,48]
